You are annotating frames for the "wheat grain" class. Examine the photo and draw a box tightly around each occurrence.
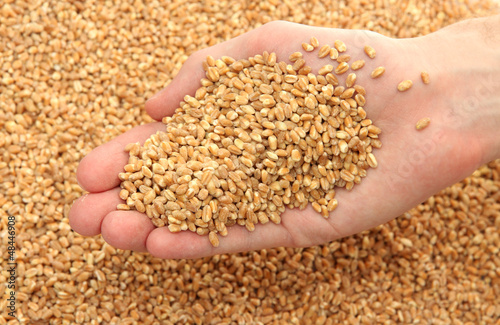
[397,79,413,91]
[318,44,331,58]
[334,40,347,52]
[421,71,430,84]
[416,117,431,130]
[364,45,376,58]
[302,42,314,52]
[351,59,365,70]
[335,62,349,75]
[310,36,320,48]
[371,66,385,78]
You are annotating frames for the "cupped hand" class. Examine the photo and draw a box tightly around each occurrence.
[69,21,486,259]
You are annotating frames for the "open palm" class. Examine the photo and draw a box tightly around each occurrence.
[69,21,489,259]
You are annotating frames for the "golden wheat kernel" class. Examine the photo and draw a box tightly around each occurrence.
[276,149,289,157]
[336,54,351,63]
[304,96,317,109]
[311,202,322,214]
[298,65,312,75]
[334,40,347,52]
[207,66,220,82]
[351,59,365,70]
[325,73,339,86]
[416,117,431,130]
[334,62,349,75]
[245,219,256,232]
[318,44,331,58]
[292,58,306,71]
[318,64,334,75]
[289,51,303,62]
[333,86,345,97]
[327,198,338,212]
[317,205,328,218]
[302,42,314,52]
[367,125,382,135]
[354,94,366,107]
[266,151,279,161]
[143,190,156,205]
[339,140,349,154]
[262,121,276,129]
[340,88,355,99]
[119,189,130,200]
[367,153,378,168]
[326,48,338,61]
[340,169,355,183]
[266,52,277,66]
[117,204,130,210]
[168,224,182,233]
[421,71,430,84]
[275,121,288,131]
[206,55,216,67]
[285,64,295,74]
[141,166,153,178]
[290,149,302,162]
[344,73,356,88]
[370,66,385,78]
[310,36,320,48]
[351,86,365,98]
[135,199,146,213]
[345,181,355,190]
[364,45,376,58]
[123,163,135,173]
[397,79,413,91]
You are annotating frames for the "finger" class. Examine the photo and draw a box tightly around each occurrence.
[145,204,341,259]
[101,210,155,253]
[145,21,321,121]
[69,188,122,236]
[146,220,291,260]
[76,122,165,193]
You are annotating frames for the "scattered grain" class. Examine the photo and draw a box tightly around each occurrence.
[351,59,365,70]
[329,47,339,59]
[318,64,334,75]
[336,54,351,63]
[416,117,431,130]
[346,73,357,88]
[289,51,303,62]
[310,36,320,48]
[367,153,378,168]
[397,79,413,91]
[302,42,314,52]
[335,62,349,75]
[334,40,347,52]
[364,45,376,58]
[209,231,220,247]
[371,66,386,78]
[421,71,430,84]
[318,44,331,58]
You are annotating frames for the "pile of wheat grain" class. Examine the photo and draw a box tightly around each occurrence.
[0,1,499,324]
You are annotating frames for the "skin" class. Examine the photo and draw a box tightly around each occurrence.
[69,17,500,259]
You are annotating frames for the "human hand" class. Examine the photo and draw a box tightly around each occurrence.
[69,20,498,259]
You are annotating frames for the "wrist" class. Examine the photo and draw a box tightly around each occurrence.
[424,15,500,165]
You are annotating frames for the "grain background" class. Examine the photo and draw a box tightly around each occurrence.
[1,1,499,324]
